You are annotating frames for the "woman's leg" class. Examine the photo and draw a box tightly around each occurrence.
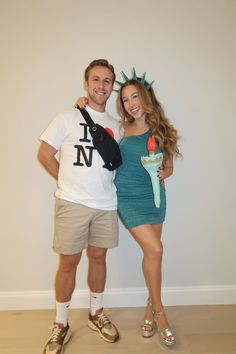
[129,224,174,340]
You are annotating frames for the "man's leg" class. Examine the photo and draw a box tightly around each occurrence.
[86,245,119,343]
[44,252,82,354]
[56,253,82,302]
[87,246,107,293]
[87,246,107,315]
[44,200,91,353]
[55,252,82,323]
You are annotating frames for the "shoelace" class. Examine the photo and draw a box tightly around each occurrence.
[49,325,62,342]
[97,314,110,327]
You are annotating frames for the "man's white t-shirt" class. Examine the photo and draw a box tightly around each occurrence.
[40,106,122,211]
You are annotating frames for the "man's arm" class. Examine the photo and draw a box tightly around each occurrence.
[38,141,59,180]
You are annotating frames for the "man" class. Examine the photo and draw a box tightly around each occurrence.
[38,59,120,354]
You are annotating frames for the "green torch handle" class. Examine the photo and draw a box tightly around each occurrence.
[150,172,161,208]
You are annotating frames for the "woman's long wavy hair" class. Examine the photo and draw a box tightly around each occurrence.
[117,79,181,164]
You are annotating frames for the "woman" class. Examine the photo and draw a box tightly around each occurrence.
[75,71,180,346]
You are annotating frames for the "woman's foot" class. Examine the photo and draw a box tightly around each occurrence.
[141,299,155,337]
[152,308,175,346]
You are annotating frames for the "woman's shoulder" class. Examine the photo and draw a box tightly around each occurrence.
[123,121,133,136]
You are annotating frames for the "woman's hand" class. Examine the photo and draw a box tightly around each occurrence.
[157,156,174,188]
[157,166,173,181]
[157,167,166,188]
[73,96,88,109]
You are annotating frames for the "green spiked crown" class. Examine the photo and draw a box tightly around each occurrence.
[114,68,154,92]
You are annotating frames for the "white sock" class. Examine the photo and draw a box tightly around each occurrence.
[55,300,70,326]
[90,292,103,315]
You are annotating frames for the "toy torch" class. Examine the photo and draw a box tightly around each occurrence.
[141,135,163,208]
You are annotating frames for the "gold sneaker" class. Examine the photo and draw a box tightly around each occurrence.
[43,322,71,354]
[87,309,119,343]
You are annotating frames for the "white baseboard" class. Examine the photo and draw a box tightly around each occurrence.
[0,285,235,310]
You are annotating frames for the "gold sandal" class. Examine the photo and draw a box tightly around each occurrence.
[152,308,175,346]
[141,299,155,338]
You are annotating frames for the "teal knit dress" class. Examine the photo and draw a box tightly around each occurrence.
[114,129,166,228]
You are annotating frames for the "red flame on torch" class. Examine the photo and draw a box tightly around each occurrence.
[147,135,156,154]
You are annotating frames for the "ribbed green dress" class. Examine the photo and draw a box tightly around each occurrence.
[114,129,166,228]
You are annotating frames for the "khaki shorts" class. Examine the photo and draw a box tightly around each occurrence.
[53,198,118,255]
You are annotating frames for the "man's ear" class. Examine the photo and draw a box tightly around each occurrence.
[84,80,88,91]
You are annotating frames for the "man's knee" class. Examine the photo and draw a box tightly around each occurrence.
[59,253,82,272]
[87,247,107,265]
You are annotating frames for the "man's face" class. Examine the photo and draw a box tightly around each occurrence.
[84,66,114,112]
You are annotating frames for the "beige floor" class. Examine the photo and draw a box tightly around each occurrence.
[1,305,236,354]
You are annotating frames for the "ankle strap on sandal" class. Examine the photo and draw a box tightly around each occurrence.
[152,309,164,317]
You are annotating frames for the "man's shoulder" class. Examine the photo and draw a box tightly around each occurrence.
[56,107,79,118]
[104,112,119,125]
[52,108,82,124]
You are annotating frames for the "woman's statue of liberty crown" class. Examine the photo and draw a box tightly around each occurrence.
[114,68,154,92]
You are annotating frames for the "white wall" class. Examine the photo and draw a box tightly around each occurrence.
[0,0,236,310]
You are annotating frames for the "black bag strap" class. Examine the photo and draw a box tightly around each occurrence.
[76,106,122,171]
[77,107,98,133]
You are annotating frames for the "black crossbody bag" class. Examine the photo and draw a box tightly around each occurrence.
[77,107,122,171]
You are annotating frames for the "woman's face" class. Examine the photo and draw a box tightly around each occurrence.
[121,85,145,120]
